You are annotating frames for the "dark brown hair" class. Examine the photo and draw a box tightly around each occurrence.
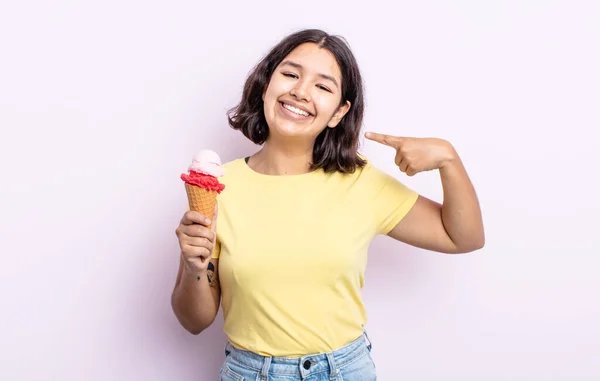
[227,29,366,173]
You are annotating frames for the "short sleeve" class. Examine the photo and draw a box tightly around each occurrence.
[212,199,221,259]
[212,237,221,259]
[365,163,419,235]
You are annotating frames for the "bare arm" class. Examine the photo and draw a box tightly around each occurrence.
[364,132,484,254]
[171,257,220,334]
[388,150,485,254]
[171,209,221,334]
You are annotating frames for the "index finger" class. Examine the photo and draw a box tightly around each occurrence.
[181,210,211,226]
[365,132,400,147]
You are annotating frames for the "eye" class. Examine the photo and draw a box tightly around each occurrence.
[282,72,298,79]
[317,85,332,93]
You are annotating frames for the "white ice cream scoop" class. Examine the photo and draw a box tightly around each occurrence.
[188,149,224,177]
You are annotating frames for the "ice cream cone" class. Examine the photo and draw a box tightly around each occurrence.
[181,149,225,228]
[184,183,218,225]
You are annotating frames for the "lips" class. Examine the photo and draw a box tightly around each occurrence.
[279,102,314,121]
[284,100,310,113]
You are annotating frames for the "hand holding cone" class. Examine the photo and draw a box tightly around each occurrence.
[179,149,226,267]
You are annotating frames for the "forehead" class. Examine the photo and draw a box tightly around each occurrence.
[280,43,342,81]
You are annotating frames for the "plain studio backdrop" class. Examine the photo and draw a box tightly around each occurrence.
[1,1,598,380]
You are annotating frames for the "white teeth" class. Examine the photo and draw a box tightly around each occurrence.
[283,103,310,117]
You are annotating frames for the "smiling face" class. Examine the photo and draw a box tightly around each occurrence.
[262,43,351,143]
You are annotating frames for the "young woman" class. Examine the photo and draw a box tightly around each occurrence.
[172,29,484,380]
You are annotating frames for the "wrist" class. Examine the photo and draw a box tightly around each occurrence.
[182,264,207,281]
[439,140,458,169]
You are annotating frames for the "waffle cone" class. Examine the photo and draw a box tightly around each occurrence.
[184,183,218,225]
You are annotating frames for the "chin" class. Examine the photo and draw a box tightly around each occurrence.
[265,112,326,143]
[270,125,308,140]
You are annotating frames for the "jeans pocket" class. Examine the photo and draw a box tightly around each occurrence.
[219,364,244,381]
[338,351,377,381]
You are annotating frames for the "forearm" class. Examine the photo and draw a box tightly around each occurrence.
[439,149,485,252]
[171,267,218,334]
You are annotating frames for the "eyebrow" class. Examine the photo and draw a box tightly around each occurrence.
[280,60,340,89]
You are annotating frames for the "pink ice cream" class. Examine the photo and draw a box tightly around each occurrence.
[180,149,225,193]
[188,150,225,177]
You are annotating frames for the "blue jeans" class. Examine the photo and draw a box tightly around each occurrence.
[219,332,377,380]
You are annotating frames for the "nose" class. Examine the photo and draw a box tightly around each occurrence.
[290,81,311,102]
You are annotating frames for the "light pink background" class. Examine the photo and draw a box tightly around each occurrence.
[1,1,599,380]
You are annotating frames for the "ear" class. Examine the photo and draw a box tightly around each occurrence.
[327,101,351,128]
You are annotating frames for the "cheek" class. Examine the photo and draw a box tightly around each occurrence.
[262,87,280,125]
[262,90,276,117]
[263,84,283,107]
[265,76,287,97]
[314,96,341,119]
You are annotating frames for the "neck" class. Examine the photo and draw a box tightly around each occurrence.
[249,139,314,176]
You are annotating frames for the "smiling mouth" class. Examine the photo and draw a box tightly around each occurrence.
[280,102,312,117]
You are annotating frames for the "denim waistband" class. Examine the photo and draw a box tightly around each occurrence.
[224,332,372,378]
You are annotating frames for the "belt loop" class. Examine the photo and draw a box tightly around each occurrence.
[326,352,338,380]
[259,355,271,380]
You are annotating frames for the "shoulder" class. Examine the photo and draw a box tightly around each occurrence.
[317,155,390,192]
[221,157,245,170]
[349,154,385,181]
[217,157,247,187]
[221,157,247,175]
[353,155,415,194]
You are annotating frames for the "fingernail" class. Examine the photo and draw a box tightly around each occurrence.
[205,218,211,224]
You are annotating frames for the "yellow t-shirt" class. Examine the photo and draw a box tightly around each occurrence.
[213,157,418,357]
